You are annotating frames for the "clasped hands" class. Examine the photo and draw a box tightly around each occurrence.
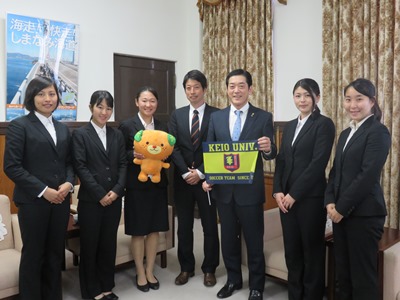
[326,203,343,223]
[44,182,72,204]
[274,192,295,213]
[100,191,118,207]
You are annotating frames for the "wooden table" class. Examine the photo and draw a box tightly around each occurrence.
[326,227,400,300]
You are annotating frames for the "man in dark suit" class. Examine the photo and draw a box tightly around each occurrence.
[203,69,277,300]
[168,70,220,287]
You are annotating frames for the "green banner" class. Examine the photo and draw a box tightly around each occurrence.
[202,141,259,184]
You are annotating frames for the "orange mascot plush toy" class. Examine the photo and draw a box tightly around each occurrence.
[133,129,176,183]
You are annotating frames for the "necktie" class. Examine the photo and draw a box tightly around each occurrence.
[232,110,242,141]
[46,119,57,145]
[191,110,200,147]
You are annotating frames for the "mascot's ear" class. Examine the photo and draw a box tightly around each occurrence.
[167,134,176,146]
[134,130,144,142]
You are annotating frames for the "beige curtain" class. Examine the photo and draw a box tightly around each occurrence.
[199,0,275,172]
[322,0,400,228]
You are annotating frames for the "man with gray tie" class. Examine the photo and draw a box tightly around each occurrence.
[203,69,277,300]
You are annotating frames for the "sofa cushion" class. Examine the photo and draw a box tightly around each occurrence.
[0,195,14,250]
[384,241,400,300]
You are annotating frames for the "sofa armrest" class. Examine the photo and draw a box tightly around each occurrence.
[264,207,282,241]
[384,241,400,300]
[11,215,22,252]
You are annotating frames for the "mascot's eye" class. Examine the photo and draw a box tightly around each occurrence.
[146,141,149,145]
[160,143,164,147]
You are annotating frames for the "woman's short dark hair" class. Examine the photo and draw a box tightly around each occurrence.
[344,78,382,121]
[182,70,208,89]
[135,86,159,101]
[293,78,321,112]
[90,90,114,108]
[24,76,60,112]
[225,69,253,87]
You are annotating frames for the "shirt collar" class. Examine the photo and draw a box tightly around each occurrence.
[230,102,250,114]
[297,113,311,126]
[91,120,106,135]
[190,102,206,114]
[137,113,154,129]
[349,114,374,130]
[35,111,53,125]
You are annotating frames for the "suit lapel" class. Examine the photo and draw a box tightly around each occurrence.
[106,126,114,155]
[240,104,257,140]
[86,123,107,155]
[292,115,315,149]
[28,113,58,152]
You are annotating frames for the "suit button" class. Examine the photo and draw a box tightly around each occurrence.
[105,167,110,170]
[107,177,111,181]
[54,175,58,179]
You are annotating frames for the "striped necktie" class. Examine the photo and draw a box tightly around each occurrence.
[191,110,200,147]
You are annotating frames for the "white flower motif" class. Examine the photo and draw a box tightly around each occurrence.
[0,213,8,241]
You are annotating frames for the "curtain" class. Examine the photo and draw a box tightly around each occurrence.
[322,0,400,228]
[199,0,275,172]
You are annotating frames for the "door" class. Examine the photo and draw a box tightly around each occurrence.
[113,54,176,124]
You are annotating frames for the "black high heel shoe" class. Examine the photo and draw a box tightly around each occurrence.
[148,276,160,290]
[136,275,149,292]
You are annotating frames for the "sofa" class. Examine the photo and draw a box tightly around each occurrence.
[0,195,22,299]
[65,185,174,268]
[242,207,400,300]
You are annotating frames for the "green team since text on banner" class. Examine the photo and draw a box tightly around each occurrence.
[202,141,259,184]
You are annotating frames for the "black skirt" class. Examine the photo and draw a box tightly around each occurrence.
[124,187,169,236]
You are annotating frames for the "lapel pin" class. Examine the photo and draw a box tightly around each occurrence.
[251,113,254,117]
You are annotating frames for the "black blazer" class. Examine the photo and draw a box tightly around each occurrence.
[207,103,277,206]
[72,123,127,202]
[324,116,391,217]
[4,112,74,205]
[168,104,219,187]
[118,115,169,189]
[273,111,335,201]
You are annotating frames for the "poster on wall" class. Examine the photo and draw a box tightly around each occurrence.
[6,13,80,121]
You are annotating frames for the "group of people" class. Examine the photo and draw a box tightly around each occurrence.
[3,68,390,300]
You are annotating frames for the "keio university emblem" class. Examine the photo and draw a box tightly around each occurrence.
[224,154,240,172]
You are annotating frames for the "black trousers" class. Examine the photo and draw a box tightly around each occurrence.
[217,201,265,291]
[333,215,385,300]
[174,183,219,273]
[280,197,326,300]
[78,199,121,299]
[18,200,69,300]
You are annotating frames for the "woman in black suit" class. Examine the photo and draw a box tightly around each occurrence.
[4,76,75,300]
[72,91,127,300]
[118,86,169,292]
[325,78,391,300]
[273,78,335,300]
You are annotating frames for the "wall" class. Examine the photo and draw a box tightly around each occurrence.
[273,0,323,121]
[0,0,202,121]
[0,0,323,122]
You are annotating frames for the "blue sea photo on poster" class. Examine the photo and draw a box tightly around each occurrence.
[6,13,80,121]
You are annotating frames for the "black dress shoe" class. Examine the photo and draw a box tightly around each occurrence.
[136,275,149,292]
[104,292,119,300]
[248,289,263,300]
[148,276,160,290]
[217,282,243,299]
